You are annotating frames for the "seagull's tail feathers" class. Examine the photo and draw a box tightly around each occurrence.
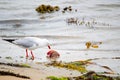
[2,39,16,43]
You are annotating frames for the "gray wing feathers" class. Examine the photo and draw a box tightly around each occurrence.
[13,39,35,48]
[12,37,48,49]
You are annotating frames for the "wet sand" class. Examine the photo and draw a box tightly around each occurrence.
[0,76,29,80]
[0,63,81,80]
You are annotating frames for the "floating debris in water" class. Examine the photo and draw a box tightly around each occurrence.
[5,56,12,60]
[35,4,60,13]
[62,6,77,13]
[66,17,111,29]
[13,23,22,28]
[66,17,78,25]
[85,41,91,49]
[85,41,102,49]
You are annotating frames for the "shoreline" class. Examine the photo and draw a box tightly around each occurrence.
[0,60,120,80]
[0,61,81,80]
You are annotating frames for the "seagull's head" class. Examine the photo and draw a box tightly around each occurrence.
[44,39,51,49]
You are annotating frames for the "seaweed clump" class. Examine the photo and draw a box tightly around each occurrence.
[85,41,102,49]
[0,62,31,68]
[47,76,68,80]
[68,71,120,80]
[0,71,30,79]
[62,6,77,13]
[47,71,120,80]
[66,17,111,28]
[35,4,60,13]
[46,61,88,73]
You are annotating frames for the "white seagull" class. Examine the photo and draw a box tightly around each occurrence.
[3,37,51,60]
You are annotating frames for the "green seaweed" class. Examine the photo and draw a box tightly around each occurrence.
[0,62,31,68]
[47,71,120,80]
[20,64,31,68]
[73,71,120,80]
[46,61,87,73]
[47,76,68,80]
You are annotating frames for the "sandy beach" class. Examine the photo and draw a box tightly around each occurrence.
[0,62,82,80]
[0,76,29,80]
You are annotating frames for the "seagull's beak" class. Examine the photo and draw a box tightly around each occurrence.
[48,45,51,49]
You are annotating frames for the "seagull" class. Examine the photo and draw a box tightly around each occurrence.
[3,37,51,60]
[46,49,60,62]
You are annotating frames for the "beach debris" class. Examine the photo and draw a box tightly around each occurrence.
[62,6,77,13]
[47,76,68,80]
[71,59,114,74]
[20,56,24,58]
[0,62,31,68]
[5,56,12,60]
[85,41,102,49]
[112,57,120,59]
[20,64,31,68]
[0,71,30,79]
[46,49,60,63]
[66,17,111,29]
[101,66,114,73]
[46,58,116,80]
[85,41,91,49]
[68,71,120,80]
[91,44,99,48]
[62,6,72,13]
[46,61,87,73]
[13,23,22,28]
[47,71,120,80]
[35,4,60,13]
[66,17,78,25]
[66,17,96,28]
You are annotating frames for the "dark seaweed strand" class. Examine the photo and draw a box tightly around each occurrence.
[0,71,30,79]
[0,62,30,68]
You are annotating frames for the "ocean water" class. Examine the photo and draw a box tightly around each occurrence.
[0,0,120,74]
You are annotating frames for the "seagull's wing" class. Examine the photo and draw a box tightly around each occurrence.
[12,37,49,49]
[12,38,35,49]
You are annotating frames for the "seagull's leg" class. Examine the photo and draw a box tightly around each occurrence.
[26,49,29,59]
[30,50,34,60]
